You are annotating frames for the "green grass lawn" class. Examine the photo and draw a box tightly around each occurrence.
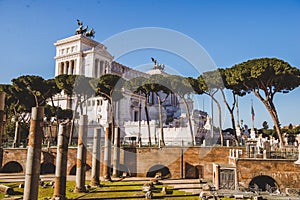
[0,180,201,200]
[0,180,239,200]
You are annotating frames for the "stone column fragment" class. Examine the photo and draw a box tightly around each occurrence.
[103,124,112,181]
[74,115,88,193]
[53,122,70,200]
[91,128,101,186]
[23,107,44,200]
[112,127,120,177]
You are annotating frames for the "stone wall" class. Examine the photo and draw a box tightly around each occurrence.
[236,158,300,191]
[2,148,28,171]
[117,146,243,179]
[1,147,93,176]
[2,146,300,191]
[2,146,239,180]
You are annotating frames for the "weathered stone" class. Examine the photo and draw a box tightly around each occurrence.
[236,159,300,191]
[199,191,213,200]
[23,107,44,200]
[161,186,167,195]
[74,115,88,193]
[154,173,162,179]
[234,194,244,199]
[202,184,211,191]
[145,191,152,199]
[142,182,154,192]
[286,188,300,196]
[90,128,101,186]
[3,146,300,192]
[0,184,14,195]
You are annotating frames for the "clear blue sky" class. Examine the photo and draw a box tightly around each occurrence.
[0,0,299,129]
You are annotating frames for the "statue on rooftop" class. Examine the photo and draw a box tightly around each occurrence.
[151,57,165,71]
[75,19,94,38]
[151,57,157,66]
[86,28,95,38]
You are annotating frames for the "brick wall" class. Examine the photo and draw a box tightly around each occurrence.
[236,158,300,191]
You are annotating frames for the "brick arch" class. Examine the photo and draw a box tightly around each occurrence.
[41,151,55,164]
[1,161,23,173]
[119,164,131,176]
[249,175,279,192]
[69,164,76,175]
[146,164,171,178]
[247,173,282,192]
[40,162,56,175]
[86,164,92,171]
[68,164,91,175]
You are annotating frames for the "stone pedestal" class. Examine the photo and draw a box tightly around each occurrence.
[236,125,241,137]
[263,150,267,159]
[250,128,256,139]
[294,145,300,165]
[213,163,220,190]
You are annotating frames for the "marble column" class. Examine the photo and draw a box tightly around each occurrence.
[23,107,44,200]
[63,62,68,74]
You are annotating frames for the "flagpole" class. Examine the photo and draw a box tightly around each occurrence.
[251,99,254,129]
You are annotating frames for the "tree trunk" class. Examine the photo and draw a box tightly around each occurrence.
[24,107,44,200]
[181,96,194,146]
[74,115,88,193]
[69,97,80,145]
[230,111,239,146]
[69,119,75,145]
[144,98,151,146]
[112,127,120,177]
[216,101,223,146]
[268,102,283,147]
[220,90,238,146]
[90,128,101,186]
[253,91,284,147]
[210,95,223,146]
[110,102,115,145]
[48,125,53,146]
[53,122,70,200]
[103,124,112,181]
[157,96,165,147]
[272,115,284,147]
[154,122,157,145]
